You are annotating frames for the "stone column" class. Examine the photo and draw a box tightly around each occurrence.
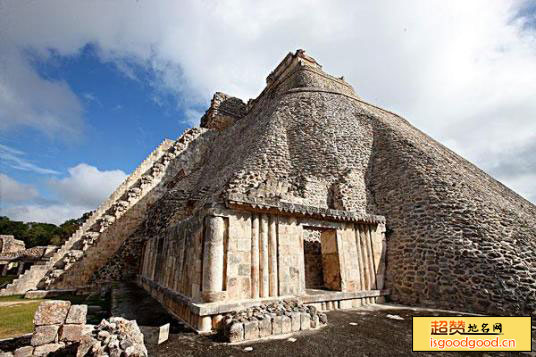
[259,214,269,298]
[251,215,260,299]
[268,217,278,297]
[202,216,226,302]
[17,262,25,276]
[366,226,377,290]
[354,225,365,291]
[358,225,370,290]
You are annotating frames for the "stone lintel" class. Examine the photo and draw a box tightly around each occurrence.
[225,194,386,225]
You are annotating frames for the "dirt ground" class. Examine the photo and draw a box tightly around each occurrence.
[103,284,534,357]
[148,305,535,357]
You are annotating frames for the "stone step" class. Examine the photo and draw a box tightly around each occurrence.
[0,137,182,296]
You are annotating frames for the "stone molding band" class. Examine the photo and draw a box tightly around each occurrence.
[226,193,386,224]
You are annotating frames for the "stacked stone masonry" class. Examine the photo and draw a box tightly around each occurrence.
[4,300,148,356]
[221,300,328,343]
[3,49,534,330]
[0,128,205,295]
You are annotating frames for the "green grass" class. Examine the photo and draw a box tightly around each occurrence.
[0,295,29,303]
[0,292,111,339]
[0,301,41,339]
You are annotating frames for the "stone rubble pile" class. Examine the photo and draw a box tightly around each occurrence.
[222,300,327,342]
[0,301,148,357]
[77,317,147,357]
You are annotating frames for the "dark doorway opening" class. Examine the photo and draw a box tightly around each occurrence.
[303,227,342,291]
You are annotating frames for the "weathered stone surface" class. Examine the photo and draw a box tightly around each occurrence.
[59,324,84,342]
[281,315,291,334]
[310,314,320,328]
[76,334,94,357]
[33,301,71,326]
[140,324,169,346]
[33,343,64,356]
[300,313,311,330]
[258,316,272,338]
[243,320,259,340]
[290,312,301,332]
[31,325,59,346]
[318,313,328,325]
[228,322,244,343]
[271,316,283,335]
[13,346,33,357]
[75,317,147,357]
[66,304,87,324]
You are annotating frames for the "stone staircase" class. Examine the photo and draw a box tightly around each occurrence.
[0,128,206,296]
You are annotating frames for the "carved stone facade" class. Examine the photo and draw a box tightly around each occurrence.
[139,207,386,332]
[3,50,535,334]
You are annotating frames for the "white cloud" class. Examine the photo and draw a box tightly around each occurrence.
[1,204,89,225]
[0,163,127,224]
[1,0,536,202]
[0,143,60,175]
[48,163,127,208]
[184,109,203,127]
[0,173,39,203]
[0,49,84,138]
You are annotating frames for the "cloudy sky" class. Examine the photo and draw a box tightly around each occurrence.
[0,0,535,224]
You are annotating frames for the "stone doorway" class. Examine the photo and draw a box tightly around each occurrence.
[303,227,342,291]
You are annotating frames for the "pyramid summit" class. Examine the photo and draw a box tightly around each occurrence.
[2,50,535,332]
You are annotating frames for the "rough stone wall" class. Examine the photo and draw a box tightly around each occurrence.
[201,92,247,130]
[0,235,25,254]
[358,102,536,315]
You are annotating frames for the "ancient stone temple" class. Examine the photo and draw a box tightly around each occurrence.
[2,50,535,333]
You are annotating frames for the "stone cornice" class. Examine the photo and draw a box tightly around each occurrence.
[225,193,385,224]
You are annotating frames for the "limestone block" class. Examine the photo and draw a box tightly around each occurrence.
[140,324,169,346]
[34,301,71,326]
[197,316,212,333]
[33,343,64,356]
[272,316,283,335]
[290,312,301,332]
[13,346,33,357]
[228,322,244,343]
[158,323,170,344]
[281,315,291,334]
[300,313,311,330]
[32,325,59,346]
[76,334,94,357]
[318,313,328,325]
[258,316,272,338]
[310,314,319,328]
[59,324,84,342]
[66,305,87,324]
[212,315,224,330]
[340,299,353,309]
[352,298,363,308]
[24,291,49,299]
[243,320,259,340]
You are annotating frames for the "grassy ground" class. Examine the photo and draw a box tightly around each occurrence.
[0,291,110,340]
[0,294,34,303]
[0,301,41,339]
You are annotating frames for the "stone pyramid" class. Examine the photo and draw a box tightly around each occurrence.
[3,50,534,325]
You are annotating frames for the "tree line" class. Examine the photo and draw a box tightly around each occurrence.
[0,212,91,248]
